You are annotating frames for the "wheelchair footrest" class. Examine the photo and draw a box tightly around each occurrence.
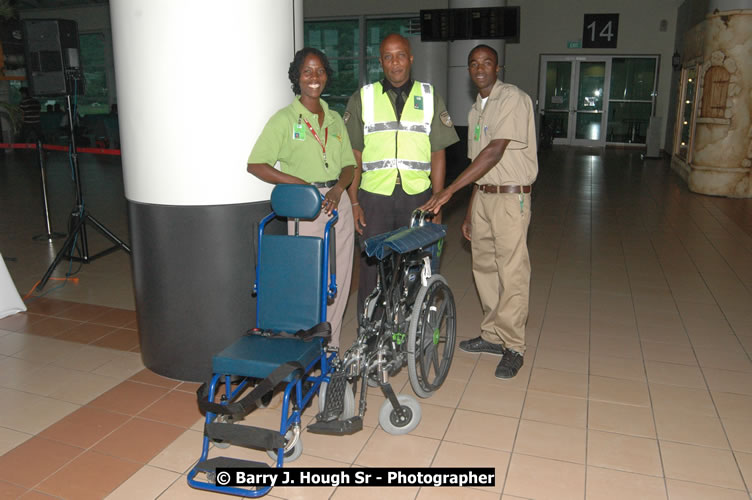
[205,422,285,451]
[308,416,363,435]
[320,370,347,421]
[195,457,270,474]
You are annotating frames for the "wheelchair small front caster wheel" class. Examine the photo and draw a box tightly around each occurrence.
[378,394,421,435]
[267,428,303,463]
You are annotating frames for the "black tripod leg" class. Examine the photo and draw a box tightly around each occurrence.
[85,213,131,254]
[38,214,86,290]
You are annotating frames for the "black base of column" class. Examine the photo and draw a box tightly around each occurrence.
[128,200,284,381]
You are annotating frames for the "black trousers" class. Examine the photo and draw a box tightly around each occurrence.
[357,185,432,318]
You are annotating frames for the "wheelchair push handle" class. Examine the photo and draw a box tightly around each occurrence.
[410,209,435,228]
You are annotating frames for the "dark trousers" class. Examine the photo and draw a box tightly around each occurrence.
[357,185,432,318]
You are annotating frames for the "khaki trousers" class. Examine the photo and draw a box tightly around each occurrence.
[288,190,354,347]
[471,191,531,354]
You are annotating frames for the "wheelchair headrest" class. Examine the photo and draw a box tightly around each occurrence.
[271,184,321,219]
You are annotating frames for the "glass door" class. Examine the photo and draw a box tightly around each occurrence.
[539,56,609,147]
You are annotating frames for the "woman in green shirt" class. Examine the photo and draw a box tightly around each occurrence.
[247,48,356,348]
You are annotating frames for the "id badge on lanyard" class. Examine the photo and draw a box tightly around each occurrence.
[474,123,481,142]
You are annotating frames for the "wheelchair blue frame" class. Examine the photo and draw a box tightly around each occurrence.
[187,184,340,498]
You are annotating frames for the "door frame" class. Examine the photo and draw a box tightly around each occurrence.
[539,55,611,147]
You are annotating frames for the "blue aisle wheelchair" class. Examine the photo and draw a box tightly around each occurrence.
[187,184,339,497]
[187,184,457,497]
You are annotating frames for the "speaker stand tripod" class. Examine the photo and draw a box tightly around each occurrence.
[37,94,131,291]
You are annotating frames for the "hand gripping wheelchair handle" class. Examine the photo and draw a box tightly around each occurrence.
[410,209,435,227]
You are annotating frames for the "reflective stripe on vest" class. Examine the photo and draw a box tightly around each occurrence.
[360,81,434,195]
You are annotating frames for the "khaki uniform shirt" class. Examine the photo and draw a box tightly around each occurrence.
[469,80,538,186]
[344,82,459,153]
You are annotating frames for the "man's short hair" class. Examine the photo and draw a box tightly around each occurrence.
[467,44,499,66]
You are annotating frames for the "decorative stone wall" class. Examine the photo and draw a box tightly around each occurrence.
[673,10,752,198]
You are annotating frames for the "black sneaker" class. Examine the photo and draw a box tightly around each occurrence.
[459,336,505,356]
[495,350,524,379]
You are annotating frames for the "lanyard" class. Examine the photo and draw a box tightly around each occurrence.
[301,115,329,169]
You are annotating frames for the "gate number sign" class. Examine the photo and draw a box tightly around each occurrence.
[582,14,619,48]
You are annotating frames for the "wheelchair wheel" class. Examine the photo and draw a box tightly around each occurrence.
[267,428,303,463]
[378,394,421,435]
[318,380,357,419]
[407,275,456,398]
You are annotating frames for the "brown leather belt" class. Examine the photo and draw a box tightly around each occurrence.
[477,184,531,194]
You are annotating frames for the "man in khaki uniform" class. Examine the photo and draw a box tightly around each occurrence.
[420,44,537,379]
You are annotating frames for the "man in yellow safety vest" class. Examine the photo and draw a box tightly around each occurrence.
[344,33,459,318]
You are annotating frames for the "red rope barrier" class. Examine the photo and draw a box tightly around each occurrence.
[0,142,121,156]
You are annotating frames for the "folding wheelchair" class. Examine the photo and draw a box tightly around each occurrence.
[309,210,457,436]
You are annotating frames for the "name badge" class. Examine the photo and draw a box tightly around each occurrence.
[474,124,481,141]
[413,95,423,110]
[293,123,306,141]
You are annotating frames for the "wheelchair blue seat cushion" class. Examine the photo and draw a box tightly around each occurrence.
[212,335,324,380]
[271,184,321,219]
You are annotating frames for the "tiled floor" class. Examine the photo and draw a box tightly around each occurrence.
[1,147,752,499]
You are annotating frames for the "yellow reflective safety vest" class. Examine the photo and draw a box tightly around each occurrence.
[360,81,434,195]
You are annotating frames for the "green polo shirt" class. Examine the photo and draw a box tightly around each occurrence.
[248,96,356,183]
[344,81,459,152]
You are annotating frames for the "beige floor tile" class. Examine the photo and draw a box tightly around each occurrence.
[431,441,509,494]
[645,360,706,388]
[586,466,667,500]
[590,335,642,359]
[589,375,651,407]
[528,367,587,398]
[703,368,752,396]
[50,344,127,372]
[735,451,752,491]
[587,430,663,476]
[331,485,419,499]
[410,402,455,440]
[0,388,79,434]
[649,383,716,416]
[665,479,749,500]
[653,407,729,449]
[444,409,517,451]
[271,454,350,500]
[91,351,145,379]
[408,377,466,408]
[696,348,752,372]
[147,428,203,473]
[0,427,32,455]
[521,391,587,428]
[513,419,585,463]
[722,417,752,453]
[417,487,500,499]
[713,391,752,421]
[538,331,590,353]
[533,347,588,374]
[458,381,525,418]
[104,464,179,500]
[641,341,698,366]
[588,400,655,438]
[660,440,745,490]
[504,453,585,500]
[590,354,646,381]
[355,429,439,468]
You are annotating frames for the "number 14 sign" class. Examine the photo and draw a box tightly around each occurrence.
[582,13,619,48]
